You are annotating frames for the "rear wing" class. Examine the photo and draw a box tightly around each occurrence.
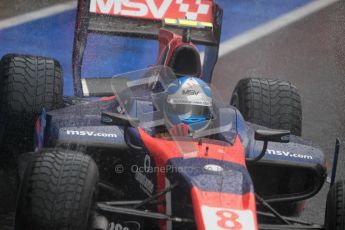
[73,0,223,96]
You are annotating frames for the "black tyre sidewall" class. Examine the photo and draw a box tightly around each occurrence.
[231,79,248,118]
[325,181,345,230]
[15,153,36,230]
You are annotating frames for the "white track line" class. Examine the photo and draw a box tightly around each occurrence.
[81,78,90,97]
[218,0,339,57]
[0,1,77,30]
[0,0,338,56]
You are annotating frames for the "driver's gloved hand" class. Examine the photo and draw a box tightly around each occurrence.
[169,123,190,136]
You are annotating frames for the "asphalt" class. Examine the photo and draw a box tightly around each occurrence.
[213,1,345,224]
[0,0,71,19]
[1,3,76,229]
[0,0,344,228]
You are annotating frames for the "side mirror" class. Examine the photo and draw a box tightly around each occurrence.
[255,129,290,143]
[248,129,290,163]
[101,112,139,127]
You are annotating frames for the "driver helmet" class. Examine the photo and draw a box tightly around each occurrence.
[164,76,213,133]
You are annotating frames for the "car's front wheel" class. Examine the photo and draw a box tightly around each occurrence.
[15,149,99,230]
[231,77,304,217]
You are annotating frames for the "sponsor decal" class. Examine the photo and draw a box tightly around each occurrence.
[133,154,154,195]
[89,0,212,22]
[144,154,151,172]
[167,98,211,106]
[182,89,199,96]
[101,115,113,123]
[135,170,154,195]
[115,164,125,174]
[167,77,212,106]
[59,126,122,145]
[266,149,313,160]
[280,134,290,142]
[204,164,223,172]
[109,221,141,230]
[66,130,117,138]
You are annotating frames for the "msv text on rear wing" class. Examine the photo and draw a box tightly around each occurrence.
[73,0,223,96]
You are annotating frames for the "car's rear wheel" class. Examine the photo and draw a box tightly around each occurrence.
[15,149,99,230]
[0,54,64,157]
[230,78,302,136]
[325,180,345,230]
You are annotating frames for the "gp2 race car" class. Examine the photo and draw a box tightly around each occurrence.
[0,0,343,230]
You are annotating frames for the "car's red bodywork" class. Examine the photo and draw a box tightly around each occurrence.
[139,129,258,229]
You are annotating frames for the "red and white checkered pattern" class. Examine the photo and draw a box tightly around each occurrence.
[176,0,210,20]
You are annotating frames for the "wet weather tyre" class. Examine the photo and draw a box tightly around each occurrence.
[325,180,345,230]
[230,78,302,136]
[15,149,99,230]
[0,54,63,156]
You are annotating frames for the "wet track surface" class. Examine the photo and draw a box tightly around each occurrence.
[0,0,344,228]
[0,0,71,20]
[213,1,345,223]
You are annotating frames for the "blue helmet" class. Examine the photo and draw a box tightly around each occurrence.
[164,76,213,133]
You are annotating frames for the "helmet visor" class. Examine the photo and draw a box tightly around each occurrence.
[167,103,211,117]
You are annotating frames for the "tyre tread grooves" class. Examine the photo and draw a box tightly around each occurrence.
[231,78,302,136]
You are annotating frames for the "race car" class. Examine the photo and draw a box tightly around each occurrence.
[0,0,343,230]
